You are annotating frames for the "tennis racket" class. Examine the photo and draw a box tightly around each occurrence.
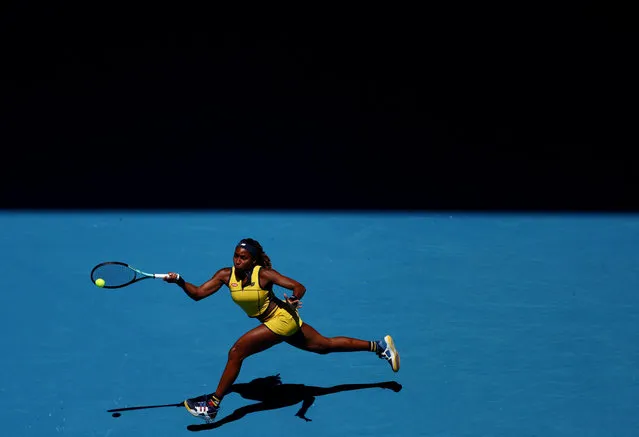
[90,261,180,289]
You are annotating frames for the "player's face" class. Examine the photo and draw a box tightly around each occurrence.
[233,247,254,271]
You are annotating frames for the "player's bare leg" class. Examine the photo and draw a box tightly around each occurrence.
[285,323,400,371]
[184,324,283,422]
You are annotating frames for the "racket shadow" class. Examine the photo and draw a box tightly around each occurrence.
[107,402,184,413]
[187,373,403,431]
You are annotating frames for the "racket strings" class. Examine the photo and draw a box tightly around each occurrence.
[91,263,137,287]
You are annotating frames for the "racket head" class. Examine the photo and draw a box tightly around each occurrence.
[90,261,143,289]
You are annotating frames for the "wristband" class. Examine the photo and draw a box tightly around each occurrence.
[176,276,185,287]
[289,294,299,302]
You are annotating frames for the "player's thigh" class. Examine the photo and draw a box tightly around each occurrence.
[231,324,283,357]
[284,323,328,352]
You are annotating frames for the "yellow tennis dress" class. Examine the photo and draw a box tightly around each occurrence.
[228,266,302,336]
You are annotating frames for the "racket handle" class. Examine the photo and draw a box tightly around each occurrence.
[154,273,180,280]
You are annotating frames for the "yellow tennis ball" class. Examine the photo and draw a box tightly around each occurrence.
[95,278,105,288]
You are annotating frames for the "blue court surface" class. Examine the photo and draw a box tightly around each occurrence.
[1,211,638,437]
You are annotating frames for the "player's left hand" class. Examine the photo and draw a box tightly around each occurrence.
[284,293,302,309]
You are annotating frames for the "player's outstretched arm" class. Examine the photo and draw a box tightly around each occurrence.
[165,268,229,301]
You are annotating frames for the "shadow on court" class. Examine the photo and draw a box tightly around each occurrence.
[107,374,402,431]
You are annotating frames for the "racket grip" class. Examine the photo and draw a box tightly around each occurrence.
[154,273,180,280]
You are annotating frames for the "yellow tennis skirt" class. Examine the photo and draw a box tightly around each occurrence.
[260,303,303,337]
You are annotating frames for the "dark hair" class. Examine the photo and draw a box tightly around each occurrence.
[237,238,272,269]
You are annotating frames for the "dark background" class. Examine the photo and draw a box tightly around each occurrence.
[1,4,636,210]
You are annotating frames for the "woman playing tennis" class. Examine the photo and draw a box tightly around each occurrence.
[164,238,400,423]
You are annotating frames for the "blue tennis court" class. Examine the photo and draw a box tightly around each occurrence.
[1,211,638,436]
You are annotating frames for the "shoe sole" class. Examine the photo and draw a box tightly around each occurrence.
[384,335,400,372]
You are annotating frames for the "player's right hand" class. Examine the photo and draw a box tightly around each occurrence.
[164,272,180,283]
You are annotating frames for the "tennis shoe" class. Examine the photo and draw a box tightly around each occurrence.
[377,335,400,372]
[184,394,220,423]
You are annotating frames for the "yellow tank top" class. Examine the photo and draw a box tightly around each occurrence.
[228,266,274,318]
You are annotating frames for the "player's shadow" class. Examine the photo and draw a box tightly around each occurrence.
[107,374,402,431]
[188,374,402,431]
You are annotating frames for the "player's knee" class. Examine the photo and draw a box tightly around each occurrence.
[228,344,247,361]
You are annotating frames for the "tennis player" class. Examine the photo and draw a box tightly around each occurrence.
[164,238,400,422]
